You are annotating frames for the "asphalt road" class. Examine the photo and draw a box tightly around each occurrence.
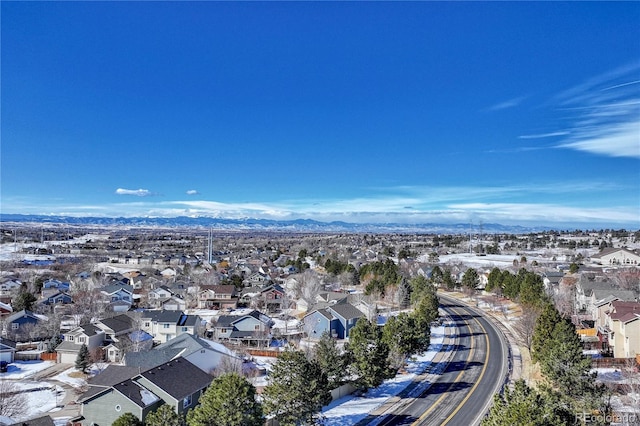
[370,295,510,426]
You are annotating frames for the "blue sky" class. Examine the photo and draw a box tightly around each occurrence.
[2,2,639,229]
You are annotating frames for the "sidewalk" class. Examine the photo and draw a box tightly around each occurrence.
[31,363,82,422]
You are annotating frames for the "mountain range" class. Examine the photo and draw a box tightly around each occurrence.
[0,214,557,234]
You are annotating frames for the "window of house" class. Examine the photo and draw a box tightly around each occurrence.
[11,323,19,330]
[78,337,85,343]
[183,395,192,408]
[163,324,170,329]
[67,335,74,341]
[144,322,150,328]
[115,404,121,412]
[254,325,260,331]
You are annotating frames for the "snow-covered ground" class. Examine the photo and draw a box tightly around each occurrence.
[318,323,448,425]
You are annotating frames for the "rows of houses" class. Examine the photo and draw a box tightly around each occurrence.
[573,274,640,359]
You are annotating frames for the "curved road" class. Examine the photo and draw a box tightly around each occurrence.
[369,295,510,426]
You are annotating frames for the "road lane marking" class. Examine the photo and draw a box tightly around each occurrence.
[411,305,474,425]
[440,315,490,425]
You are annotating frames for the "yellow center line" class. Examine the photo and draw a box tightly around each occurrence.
[411,308,474,425]
[441,314,490,425]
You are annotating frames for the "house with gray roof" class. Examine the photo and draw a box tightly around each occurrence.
[124,333,239,375]
[79,357,212,425]
[56,323,105,364]
[139,311,202,344]
[303,302,365,339]
[212,310,273,346]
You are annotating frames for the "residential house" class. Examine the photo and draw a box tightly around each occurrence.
[79,357,212,425]
[100,284,134,312]
[259,284,286,313]
[0,337,17,363]
[159,296,187,312]
[303,303,365,339]
[124,333,240,375]
[148,286,174,306]
[603,300,640,358]
[0,301,13,318]
[197,285,238,309]
[7,414,55,426]
[56,323,105,364]
[0,278,21,295]
[591,248,640,266]
[590,288,637,330]
[40,291,73,307]
[212,310,272,346]
[41,279,71,298]
[139,311,202,344]
[93,314,136,345]
[2,310,48,342]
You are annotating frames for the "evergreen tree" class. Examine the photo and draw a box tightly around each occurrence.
[13,291,37,312]
[312,331,349,390]
[482,380,569,426]
[485,267,503,294]
[409,275,429,304]
[518,270,545,307]
[75,343,90,374]
[146,404,183,426]
[381,313,420,370]
[187,372,262,426]
[461,268,480,292]
[262,350,330,426]
[531,302,562,364]
[112,412,142,426]
[346,318,393,391]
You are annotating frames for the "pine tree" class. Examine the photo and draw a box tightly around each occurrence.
[346,318,392,391]
[145,404,183,426]
[411,287,438,351]
[482,380,568,426]
[262,350,331,426]
[187,372,262,426]
[75,343,90,374]
[112,412,142,426]
[381,313,420,370]
[312,331,349,390]
[461,268,479,292]
[531,302,561,363]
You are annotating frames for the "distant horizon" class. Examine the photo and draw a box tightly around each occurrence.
[2,2,639,229]
[2,213,638,233]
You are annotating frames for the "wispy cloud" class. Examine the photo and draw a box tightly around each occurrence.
[487,96,526,111]
[186,189,199,195]
[115,188,153,197]
[550,62,640,159]
[518,131,570,139]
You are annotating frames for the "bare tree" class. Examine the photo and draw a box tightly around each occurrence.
[212,355,244,377]
[611,267,640,294]
[513,304,541,352]
[0,380,28,418]
[295,270,324,305]
[617,359,640,426]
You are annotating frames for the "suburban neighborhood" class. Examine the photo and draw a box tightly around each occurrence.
[0,223,638,425]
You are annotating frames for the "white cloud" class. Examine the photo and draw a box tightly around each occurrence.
[186,190,199,195]
[518,131,569,139]
[115,188,153,197]
[550,62,640,159]
[487,96,525,111]
[557,120,640,159]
